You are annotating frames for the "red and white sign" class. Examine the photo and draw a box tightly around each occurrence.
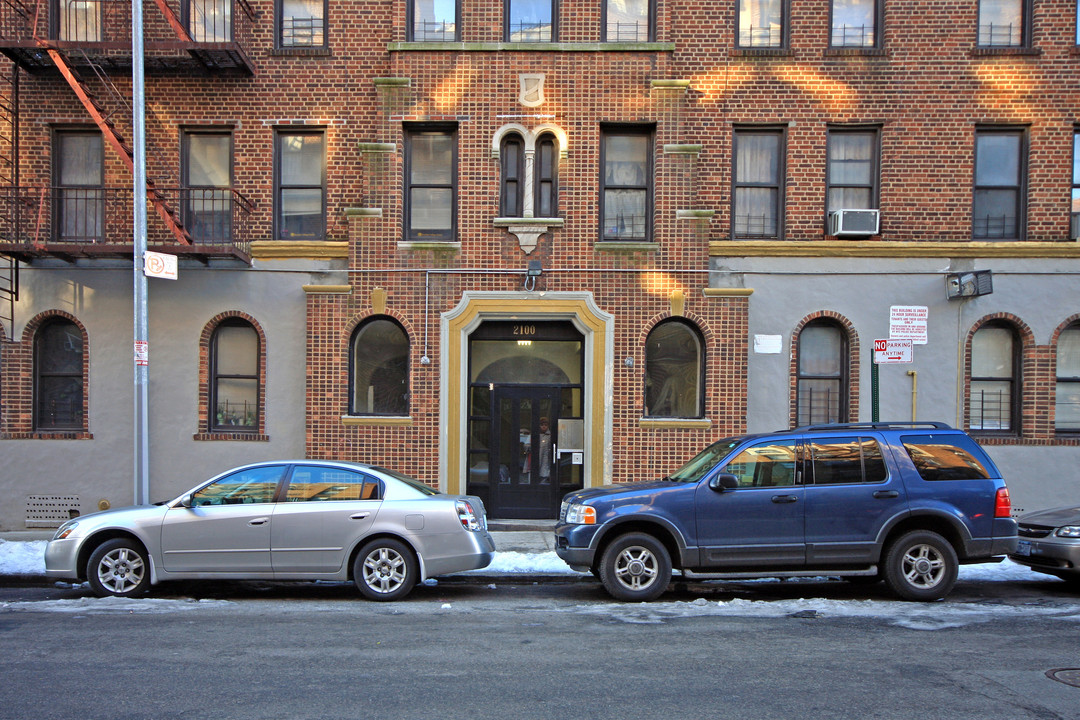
[874,338,913,364]
[889,305,928,344]
[144,250,178,280]
[134,340,149,366]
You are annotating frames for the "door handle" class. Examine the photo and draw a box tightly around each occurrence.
[248,517,269,526]
[771,495,798,504]
[350,512,370,520]
[873,490,899,499]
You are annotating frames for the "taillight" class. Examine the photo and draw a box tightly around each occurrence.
[456,500,482,531]
[995,487,1011,518]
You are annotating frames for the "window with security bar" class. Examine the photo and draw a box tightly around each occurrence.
[1056,325,1080,433]
[278,0,326,48]
[733,128,784,239]
[969,323,1019,433]
[830,0,878,48]
[973,129,1025,240]
[506,0,554,42]
[796,320,848,426]
[603,0,653,42]
[409,0,458,41]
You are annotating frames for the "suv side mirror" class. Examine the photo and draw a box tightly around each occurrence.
[709,474,739,492]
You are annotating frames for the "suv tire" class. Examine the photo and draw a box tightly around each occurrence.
[883,530,958,601]
[599,532,672,602]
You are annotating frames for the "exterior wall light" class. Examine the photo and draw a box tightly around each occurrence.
[524,260,542,291]
[945,270,993,300]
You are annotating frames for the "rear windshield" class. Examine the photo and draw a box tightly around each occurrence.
[901,434,993,481]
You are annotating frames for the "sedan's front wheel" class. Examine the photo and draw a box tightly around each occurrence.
[599,533,672,602]
[354,538,418,601]
[86,538,151,598]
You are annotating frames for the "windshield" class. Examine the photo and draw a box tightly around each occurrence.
[667,438,742,483]
[372,466,441,495]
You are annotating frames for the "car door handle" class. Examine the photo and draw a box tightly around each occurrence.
[873,490,899,499]
[771,495,799,504]
[248,517,270,526]
[350,512,370,520]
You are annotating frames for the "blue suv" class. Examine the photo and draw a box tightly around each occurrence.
[554,422,1018,602]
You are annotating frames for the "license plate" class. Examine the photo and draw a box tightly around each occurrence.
[1015,540,1031,557]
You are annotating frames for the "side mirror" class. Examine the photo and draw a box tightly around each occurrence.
[179,493,194,508]
[709,474,739,492]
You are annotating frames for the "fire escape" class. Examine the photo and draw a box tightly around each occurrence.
[0,0,257,300]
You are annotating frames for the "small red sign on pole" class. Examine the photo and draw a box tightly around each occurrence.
[873,338,913,364]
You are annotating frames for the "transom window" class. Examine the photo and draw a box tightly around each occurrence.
[275,130,326,240]
[603,0,653,42]
[210,319,260,433]
[351,318,410,416]
[601,127,652,241]
[973,129,1025,240]
[278,0,327,48]
[34,318,84,431]
[969,322,1019,432]
[644,320,705,418]
[796,319,848,426]
[733,128,784,239]
[737,0,785,48]
[409,0,457,41]
[1056,324,1080,432]
[506,0,554,42]
[831,0,877,48]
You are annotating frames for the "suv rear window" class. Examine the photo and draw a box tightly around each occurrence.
[901,434,992,481]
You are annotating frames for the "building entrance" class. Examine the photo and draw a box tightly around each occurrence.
[466,321,584,519]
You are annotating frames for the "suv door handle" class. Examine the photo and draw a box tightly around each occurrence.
[771,495,799,504]
[873,490,899,499]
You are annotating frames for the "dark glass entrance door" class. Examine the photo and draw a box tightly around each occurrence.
[490,386,560,519]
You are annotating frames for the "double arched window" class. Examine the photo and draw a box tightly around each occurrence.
[644,319,704,418]
[350,318,410,416]
[499,131,558,220]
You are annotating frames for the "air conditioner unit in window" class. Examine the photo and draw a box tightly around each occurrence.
[829,209,880,237]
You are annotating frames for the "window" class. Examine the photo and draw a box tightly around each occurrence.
[277,0,326,48]
[733,128,784,239]
[809,437,887,484]
[54,130,103,243]
[902,435,993,481]
[601,127,652,241]
[603,0,652,42]
[977,0,1030,47]
[351,318,410,416]
[796,319,848,425]
[191,465,286,506]
[737,0,785,48]
[826,128,878,220]
[55,0,101,41]
[405,126,457,242]
[210,320,260,433]
[188,0,232,42]
[500,135,524,217]
[499,131,558,219]
[721,440,797,488]
[34,318,84,431]
[275,130,325,240]
[182,130,233,243]
[285,467,380,502]
[973,129,1025,240]
[506,0,554,41]
[830,0,878,47]
[1072,131,1080,239]
[969,322,1019,432]
[644,320,705,418]
[1057,325,1080,432]
[409,0,457,41]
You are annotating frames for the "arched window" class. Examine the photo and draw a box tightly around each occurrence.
[500,134,524,217]
[351,318,410,415]
[969,322,1019,432]
[1056,324,1080,433]
[210,319,260,432]
[34,318,84,430]
[534,132,558,217]
[796,319,848,425]
[644,320,704,418]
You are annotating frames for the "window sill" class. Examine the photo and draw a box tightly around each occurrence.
[638,418,712,430]
[971,46,1041,57]
[270,47,332,57]
[398,240,461,251]
[1,431,93,440]
[596,241,659,252]
[823,47,886,58]
[389,41,675,53]
[342,416,413,426]
[732,48,792,58]
[193,432,270,442]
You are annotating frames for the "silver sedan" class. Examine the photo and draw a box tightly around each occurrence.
[1009,505,1080,584]
[45,460,495,600]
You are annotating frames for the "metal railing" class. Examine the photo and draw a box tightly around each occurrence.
[605,20,648,42]
[280,15,323,47]
[831,23,874,48]
[507,20,551,43]
[798,385,841,426]
[973,213,1017,239]
[412,19,455,42]
[978,22,1021,47]
[734,212,779,238]
[970,388,1012,431]
[0,185,254,252]
[739,24,781,48]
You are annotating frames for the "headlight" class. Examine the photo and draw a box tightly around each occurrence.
[564,504,596,525]
[1055,526,1080,538]
[53,521,79,540]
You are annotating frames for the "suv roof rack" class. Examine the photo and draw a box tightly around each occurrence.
[794,421,954,432]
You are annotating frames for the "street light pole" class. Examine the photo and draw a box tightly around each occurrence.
[132,0,150,505]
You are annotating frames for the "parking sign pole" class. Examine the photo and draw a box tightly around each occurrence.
[132,0,150,505]
[870,345,880,422]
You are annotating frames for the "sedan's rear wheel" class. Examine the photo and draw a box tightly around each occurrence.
[86,538,151,598]
[354,539,418,601]
[882,530,958,601]
[599,533,672,602]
